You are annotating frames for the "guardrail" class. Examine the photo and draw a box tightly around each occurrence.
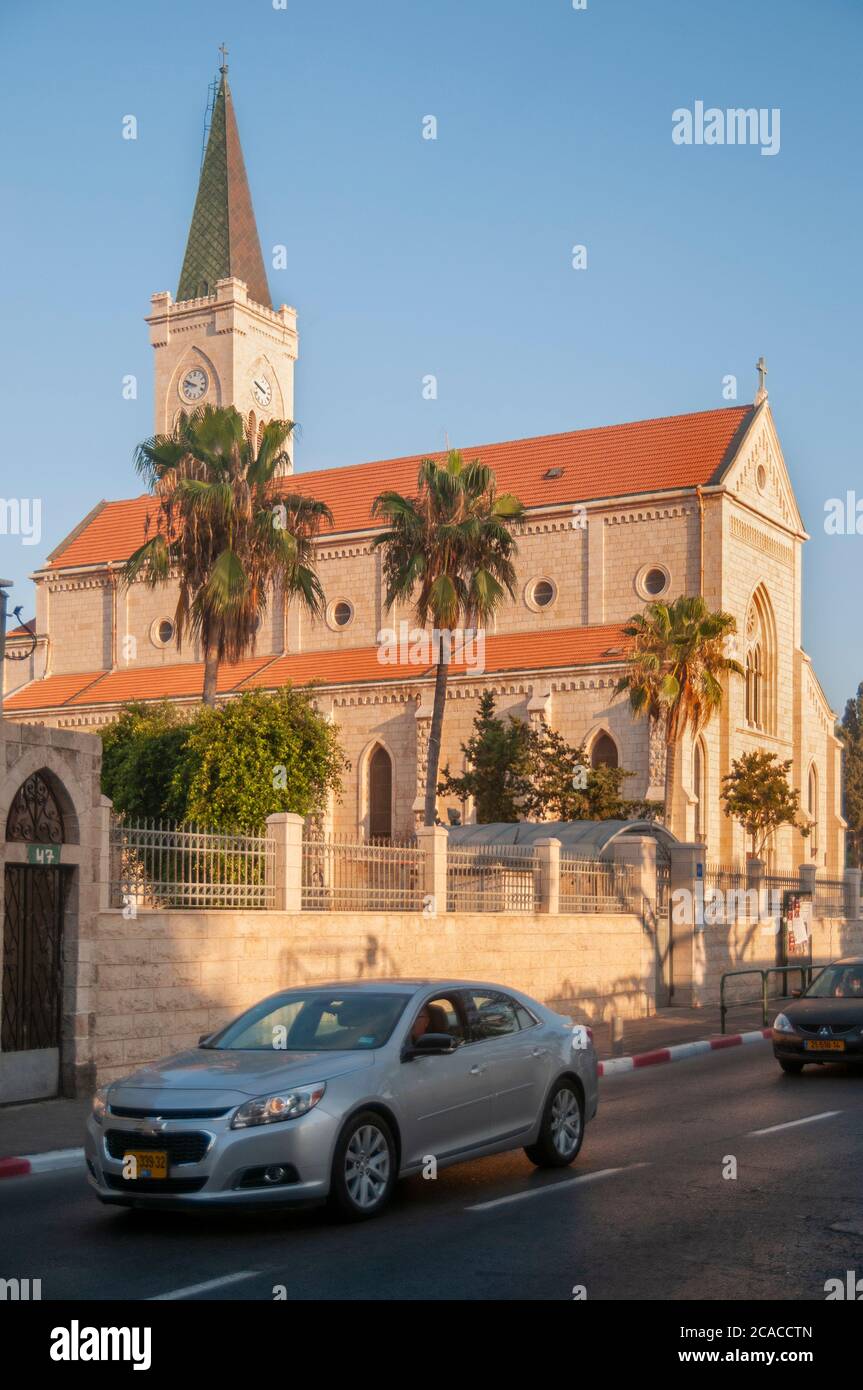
[719,964,821,1034]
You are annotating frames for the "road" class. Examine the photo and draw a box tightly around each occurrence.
[4,1042,863,1301]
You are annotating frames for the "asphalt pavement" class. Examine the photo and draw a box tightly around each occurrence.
[3,1040,863,1301]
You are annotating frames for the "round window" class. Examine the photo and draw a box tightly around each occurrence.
[150,618,175,648]
[328,600,354,630]
[643,568,667,596]
[532,580,555,608]
[756,463,768,493]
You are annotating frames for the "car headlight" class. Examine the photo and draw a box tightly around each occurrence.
[91,1087,110,1125]
[230,1082,326,1130]
[772,1013,795,1034]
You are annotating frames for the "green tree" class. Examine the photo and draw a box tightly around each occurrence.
[175,687,348,831]
[721,751,808,859]
[518,724,660,822]
[839,682,863,867]
[100,689,348,832]
[615,595,743,835]
[372,451,523,825]
[438,691,532,822]
[100,702,190,820]
[125,405,332,706]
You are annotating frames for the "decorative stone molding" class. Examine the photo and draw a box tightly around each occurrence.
[729,514,793,567]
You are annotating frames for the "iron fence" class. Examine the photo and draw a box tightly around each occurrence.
[446,843,540,913]
[301,835,425,911]
[109,816,275,910]
[558,855,639,914]
[815,876,846,918]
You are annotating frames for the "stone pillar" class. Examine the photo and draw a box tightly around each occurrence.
[95,795,114,913]
[535,838,561,914]
[415,824,448,917]
[798,862,817,898]
[609,835,657,916]
[266,813,304,912]
[667,841,707,1007]
[844,868,862,922]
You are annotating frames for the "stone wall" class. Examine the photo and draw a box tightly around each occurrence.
[693,915,863,1009]
[87,907,655,1085]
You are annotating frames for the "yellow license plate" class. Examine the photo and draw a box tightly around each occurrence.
[804,1040,845,1052]
[123,1149,168,1179]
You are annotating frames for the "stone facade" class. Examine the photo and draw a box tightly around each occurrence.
[3,74,845,875]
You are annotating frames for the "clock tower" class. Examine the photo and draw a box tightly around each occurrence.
[146,56,298,471]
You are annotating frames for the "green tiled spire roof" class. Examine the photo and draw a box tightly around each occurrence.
[177,70,271,308]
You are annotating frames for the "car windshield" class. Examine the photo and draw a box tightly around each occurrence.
[806,965,863,999]
[207,990,413,1051]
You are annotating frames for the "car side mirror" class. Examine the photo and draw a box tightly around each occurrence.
[198,1032,213,1047]
[404,1032,457,1059]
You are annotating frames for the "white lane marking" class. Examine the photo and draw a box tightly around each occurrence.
[748,1110,841,1137]
[466,1163,649,1212]
[150,1270,260,1300]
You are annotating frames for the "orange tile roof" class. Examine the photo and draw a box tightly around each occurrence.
[3,624,631,713]
[48,405,753,570]
[3,670,107,711]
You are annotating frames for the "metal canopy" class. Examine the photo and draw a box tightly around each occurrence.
[446,820,677,856]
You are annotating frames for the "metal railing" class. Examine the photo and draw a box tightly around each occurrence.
[109,816,275,910]
[301,835,425,911]
[719,964,820,1033]
[446,843,540,913]
[559,855,638,914]
[815,877,846,918]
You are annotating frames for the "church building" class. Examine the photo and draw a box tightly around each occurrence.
[2,64,845,872]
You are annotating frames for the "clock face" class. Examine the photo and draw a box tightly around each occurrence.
[180,366,208,402]
[252,374,272,407]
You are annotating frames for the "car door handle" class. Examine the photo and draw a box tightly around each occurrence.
[470,1064,485,1075]
[531,1048,547,1057]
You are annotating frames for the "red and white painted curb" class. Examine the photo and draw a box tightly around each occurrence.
[0,1028,773,1178]
[0,1147,83,1180]
[598,1027,772,1077]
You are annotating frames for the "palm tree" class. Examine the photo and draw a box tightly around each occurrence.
[615,595,743,837]
[372,451,524,827]
[125,405,332,705]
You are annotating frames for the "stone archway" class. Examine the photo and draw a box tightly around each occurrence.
[2,772,70,1100]
[0,723,105,1102]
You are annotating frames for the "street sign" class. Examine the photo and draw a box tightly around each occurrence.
[26,844,61,866]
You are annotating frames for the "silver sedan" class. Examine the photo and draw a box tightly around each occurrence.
[85,979,598,1221]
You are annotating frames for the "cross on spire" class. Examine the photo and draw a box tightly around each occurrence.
[755,355,768,404]
[219,42,229,74]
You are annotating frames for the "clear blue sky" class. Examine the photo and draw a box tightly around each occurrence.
[1,0,860,713]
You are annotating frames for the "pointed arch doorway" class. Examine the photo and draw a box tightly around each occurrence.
[3,772,70,1099]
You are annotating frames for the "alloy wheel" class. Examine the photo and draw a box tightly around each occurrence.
[550,1087,581,1157]
[344,1123,391,1209]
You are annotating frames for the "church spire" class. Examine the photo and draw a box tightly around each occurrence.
[176,56,271,308]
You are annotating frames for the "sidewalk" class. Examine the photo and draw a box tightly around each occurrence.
[0,1006,772,1162]
[590,1003,769,1060]
[0,1098,89,1161]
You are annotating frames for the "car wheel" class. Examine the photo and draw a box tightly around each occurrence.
[778,1058,805,1075]
[524,1079,584,1168]
[328,1111,397,1221]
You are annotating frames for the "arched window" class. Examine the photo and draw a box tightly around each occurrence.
[693,739,706,841]
[744,587,776,734]
[368,746,393,840]
[808,764,819,860]
[6,772,65,844]
[590,732,619,769]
